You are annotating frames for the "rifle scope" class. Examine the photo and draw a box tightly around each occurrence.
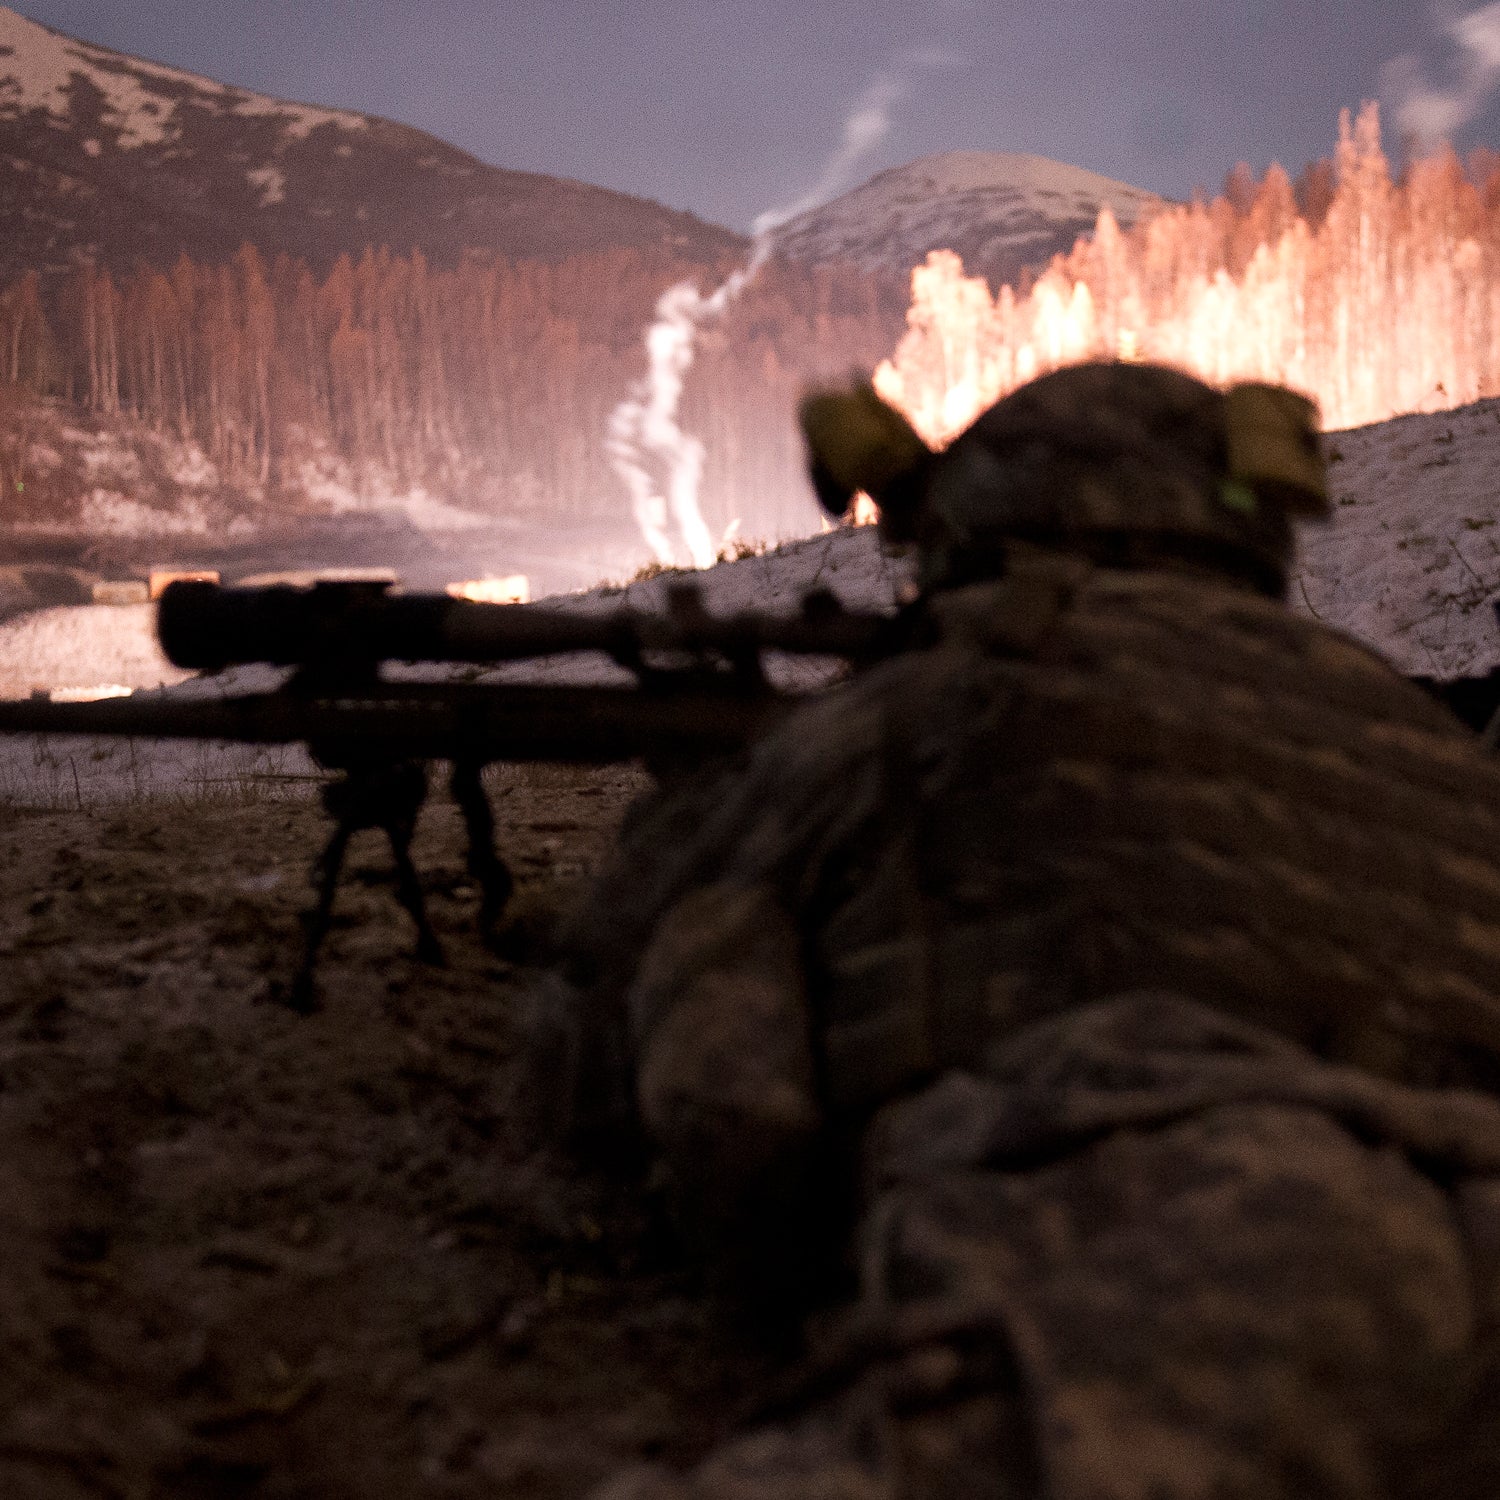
[156,579,890,672]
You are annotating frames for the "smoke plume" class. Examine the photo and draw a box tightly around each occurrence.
[607,51,960,569]
[1384,2,1500,144]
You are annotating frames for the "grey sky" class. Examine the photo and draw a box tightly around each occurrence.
[8,1,1491,230]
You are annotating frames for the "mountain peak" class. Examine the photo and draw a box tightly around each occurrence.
[769,149,1163,287]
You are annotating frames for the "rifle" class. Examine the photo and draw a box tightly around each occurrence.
[0,578,899,1008]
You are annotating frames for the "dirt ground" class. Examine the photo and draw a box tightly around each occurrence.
[0,764,774,1499]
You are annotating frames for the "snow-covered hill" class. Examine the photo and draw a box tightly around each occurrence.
[769,151,1163,288]
[1300,397,1500,677]
[0,10,1160,294]
[0,6,742,281]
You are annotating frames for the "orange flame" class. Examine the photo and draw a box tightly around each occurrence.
[876,104,1500,440]
[445,575,530,605]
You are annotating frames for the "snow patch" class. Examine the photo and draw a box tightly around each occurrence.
[293,451,489,532]
[246,164,285,208]
[0,730,313,807]
[165,442,218,491]
[78,490,211,537]
[76,432,141,481]
[1295,398,1500,677]
[378,491,490,532]
[852,151,1158,206]
[0,601,191,699]
[770,149,1162,277]
[0,5,366,150]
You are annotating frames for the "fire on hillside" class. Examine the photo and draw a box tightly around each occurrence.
[874,104,1500,441]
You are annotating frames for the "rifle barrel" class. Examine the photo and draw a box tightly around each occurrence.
[0,682,793,764]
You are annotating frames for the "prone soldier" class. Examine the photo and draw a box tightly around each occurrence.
[568,362,1500,1500]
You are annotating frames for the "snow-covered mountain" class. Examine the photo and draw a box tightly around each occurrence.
[0,6,743,282]
[769,151,1163,288]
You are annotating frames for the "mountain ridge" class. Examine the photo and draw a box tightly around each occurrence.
[0,7,1173,300]
[0,5,746,282]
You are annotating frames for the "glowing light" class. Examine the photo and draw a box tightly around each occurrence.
[445,575,530,605]
[876,104,1500,440]
[148,568,220,600]
[49,684,133,702]
[236,569,399,589]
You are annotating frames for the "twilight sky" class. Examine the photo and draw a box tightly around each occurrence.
[11,1,1500,230]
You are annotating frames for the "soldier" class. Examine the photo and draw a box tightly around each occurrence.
[569,363,1500,1500]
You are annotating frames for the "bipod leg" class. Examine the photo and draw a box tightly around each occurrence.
[386,816,445,965]
[451,758,513,945]
[379,759,444,966]
[290,818,353,1013]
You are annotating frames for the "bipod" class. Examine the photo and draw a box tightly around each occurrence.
[289,757,443,1012]
[450,756,514,948]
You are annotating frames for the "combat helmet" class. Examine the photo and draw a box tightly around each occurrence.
[799,362,1329,597]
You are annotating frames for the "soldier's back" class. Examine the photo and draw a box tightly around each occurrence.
[817,552,1500,1107]
[585,549,1500,1118]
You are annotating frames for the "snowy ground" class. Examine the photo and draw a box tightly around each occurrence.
[0,602,192,700]
[1299,396,1500,677]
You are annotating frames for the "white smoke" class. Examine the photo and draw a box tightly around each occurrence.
[604,267,759,570]
[1384,2,1500,144]
[607,53,959,569]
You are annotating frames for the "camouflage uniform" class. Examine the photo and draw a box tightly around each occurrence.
[573,365,1500,1499]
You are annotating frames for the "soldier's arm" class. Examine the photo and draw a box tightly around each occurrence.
[628,881,825,1293]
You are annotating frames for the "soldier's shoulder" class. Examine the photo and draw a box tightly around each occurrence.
[1077,566,1464,727]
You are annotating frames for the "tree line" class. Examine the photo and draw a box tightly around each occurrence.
[0,243,907,540]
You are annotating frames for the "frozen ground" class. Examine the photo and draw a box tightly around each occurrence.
[0,768,784,1500]
[0,600,313,805]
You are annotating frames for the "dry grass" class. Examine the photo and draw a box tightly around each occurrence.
[0,733,322,812]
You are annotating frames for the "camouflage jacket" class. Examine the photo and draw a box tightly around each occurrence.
[573,547,1500,1256]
